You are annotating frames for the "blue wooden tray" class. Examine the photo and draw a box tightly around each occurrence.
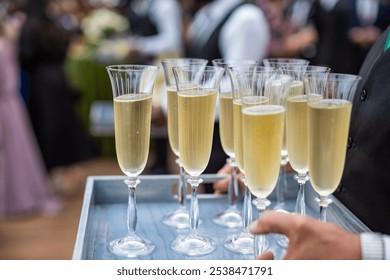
[72,174,370,260]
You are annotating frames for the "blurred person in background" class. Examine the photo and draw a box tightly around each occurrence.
[257,0,317,59]
[0,0,61,216]
[307,0,390,73]
[185,0,269,61]
[179,0,210,45]
[18,0,99,195]
[299,0,352,72]
[345,0,390,74]
[124,0,183,63]
[261,0,390,74]
[50,0,91,36]
[184,0,270,192]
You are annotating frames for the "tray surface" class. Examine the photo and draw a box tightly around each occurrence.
[73,174,370,260]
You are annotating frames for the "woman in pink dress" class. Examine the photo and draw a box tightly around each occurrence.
[0,9,60,217]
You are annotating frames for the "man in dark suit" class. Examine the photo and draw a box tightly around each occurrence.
[250,25,390,260]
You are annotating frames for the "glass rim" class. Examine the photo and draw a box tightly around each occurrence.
[172,65,224,72]
[106,64,159,72]
[161,58,208,64]
[235,69,277,79]
[327,73,362,81]
[305,65,331,72]
[212,58,258,65]
[279,65,330,74]
[228,66,276,79]
[253,66,278,73]
[263,58,309,64]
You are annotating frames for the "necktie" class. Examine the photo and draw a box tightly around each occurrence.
[384,29,390,51]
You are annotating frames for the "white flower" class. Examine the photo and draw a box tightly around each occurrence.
[96,38,131,62]
[81,8,129,44]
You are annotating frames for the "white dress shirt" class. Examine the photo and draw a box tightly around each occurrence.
[360,232,390,259]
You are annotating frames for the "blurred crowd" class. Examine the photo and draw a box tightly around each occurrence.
[1,0,390,216]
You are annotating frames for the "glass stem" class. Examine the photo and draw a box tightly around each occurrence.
[294,173,309,215]
[253,198,271,256]
[276,157,288,206]
[176,158,187,209]
[188,176,203,232]
[241,177,252,230]
[227,158,238,209]
[254,210,266,256]
[317,196,332,222]
[124,177,140,236]
[319,204,327,222]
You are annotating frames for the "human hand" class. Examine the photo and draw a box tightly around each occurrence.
[213,163,245,195]
[249,211,361,260]
[348,26,380,48]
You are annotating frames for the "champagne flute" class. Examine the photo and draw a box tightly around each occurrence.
[211,59,258,229]
[223,66,276,255]
[171,65,224,256]
[241,69,291,256]
[106,64,159,258]
[283,65,330,215]
[308,73,361,222]
[263,58,309,210]
[161,58,208,229]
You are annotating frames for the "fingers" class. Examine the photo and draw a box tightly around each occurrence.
[213,177,229,193]
[217,163,231,175]
[212,163,247,194]
[250,210,301,237]
[256,251,275,260]
[213,163,231,193]
[213,189,225,195]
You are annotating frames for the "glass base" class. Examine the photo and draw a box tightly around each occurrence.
[108,234,155,258]
[171,233,216,256]
[213,208,242,228]
[163,208,190,229]
[224,230,255,255]
[272,202,287,211]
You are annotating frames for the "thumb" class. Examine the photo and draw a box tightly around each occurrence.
[256,251,275,260]
[250,210,295,236]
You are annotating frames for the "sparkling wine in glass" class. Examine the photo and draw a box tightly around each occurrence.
[161,58,208,229]
[283,65,330,215]
[263,58,309,210]
[241,69,289,256]
[223,66,276,255]
[171,65,224,256]
[211,59,258,229]
[106,64,159,258]
[308,73,361,222]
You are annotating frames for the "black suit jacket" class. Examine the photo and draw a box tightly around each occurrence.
[335,25,390,234]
